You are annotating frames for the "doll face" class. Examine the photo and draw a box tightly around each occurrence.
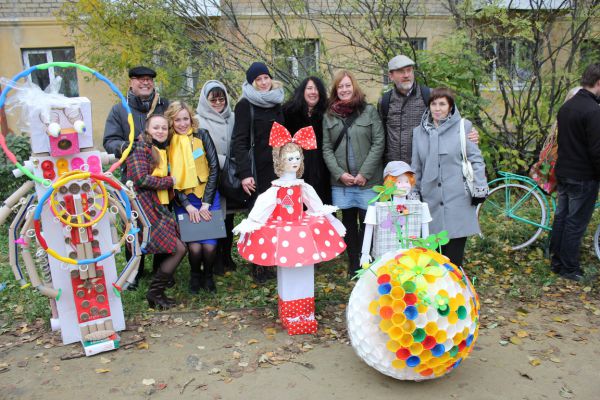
[282,150,302,174]
[394,174,412,196]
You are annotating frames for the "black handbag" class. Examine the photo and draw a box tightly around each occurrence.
[219,105,256,210]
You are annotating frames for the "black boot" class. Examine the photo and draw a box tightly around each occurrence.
[153,254,175,288]
[203,264,216,293]
[147,270,175,309]
[189,271,203,295]
[347,252,360,278]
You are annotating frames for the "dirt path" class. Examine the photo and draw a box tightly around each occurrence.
[1,292,600,400]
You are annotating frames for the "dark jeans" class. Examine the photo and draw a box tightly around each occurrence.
[550,178,599,274]
[342,207,367,272]
[441,237,468,267]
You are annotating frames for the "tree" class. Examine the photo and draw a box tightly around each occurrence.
[60,0,600,172]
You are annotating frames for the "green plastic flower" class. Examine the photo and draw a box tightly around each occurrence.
[393,253,446,290]
[434,294,449,312]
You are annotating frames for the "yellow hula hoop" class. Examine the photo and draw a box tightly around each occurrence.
[49,172,109,228]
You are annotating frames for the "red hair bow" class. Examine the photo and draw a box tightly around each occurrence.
[269,122,317,150]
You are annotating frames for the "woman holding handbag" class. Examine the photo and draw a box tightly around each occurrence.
[232,62,285,283]
[196,80,238,274]
[411,87,488,266]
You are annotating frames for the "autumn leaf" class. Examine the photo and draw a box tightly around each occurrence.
[95,368,110,374]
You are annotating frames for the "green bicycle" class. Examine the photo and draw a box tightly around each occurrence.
[476,171,600,260]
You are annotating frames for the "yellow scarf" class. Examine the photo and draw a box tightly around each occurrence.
[168,129,210,199]
[151,147,170,204]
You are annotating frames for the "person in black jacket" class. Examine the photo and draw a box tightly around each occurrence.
[550,63,600,282]
[166,101,220,293]
[282,76,331,204]
[103,66,170,157]
[232,62,285,283]
[103,66,170,290]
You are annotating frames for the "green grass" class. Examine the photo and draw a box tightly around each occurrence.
[1,207,599,329]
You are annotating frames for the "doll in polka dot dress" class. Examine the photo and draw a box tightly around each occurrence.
[234,122,347,335]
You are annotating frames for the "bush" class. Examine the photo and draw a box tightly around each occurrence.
[0,134,31,200]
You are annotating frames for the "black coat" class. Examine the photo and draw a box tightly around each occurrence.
[556,89,600,181]
[283,108,332,204]
[103,91,170,157]
[232,98,284,194]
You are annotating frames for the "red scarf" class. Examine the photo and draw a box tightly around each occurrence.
[329,100,356,118]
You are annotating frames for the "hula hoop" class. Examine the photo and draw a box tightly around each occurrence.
[49,172,109,228]
[0,61,134,176]
[33,173,133,265]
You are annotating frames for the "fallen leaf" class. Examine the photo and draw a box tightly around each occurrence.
[247,339,259,345]
[150,333,161,338]
[516,330,529,338]
[100,357,111,364]
[509,337,522,345]
[550,357,561,363]
[559,385,574,398]
[156,383,167,390]
[208,368,221,375]
[529,358,541,366]
[232,351,241,359]
[142,378,155,386]
[263,328,277,336]
[95,368,110,374]
[137,342,149,350]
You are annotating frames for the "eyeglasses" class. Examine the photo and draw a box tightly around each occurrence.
[209,97,226,104]
[132,76,154,83]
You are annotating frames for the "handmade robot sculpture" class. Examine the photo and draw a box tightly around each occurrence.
[234,123,346,335]
[0,62,149,356]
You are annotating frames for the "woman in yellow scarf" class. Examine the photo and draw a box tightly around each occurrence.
[125,115,187,309]
[166,101,221,294]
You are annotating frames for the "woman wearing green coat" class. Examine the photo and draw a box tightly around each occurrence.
[322,70,385,276]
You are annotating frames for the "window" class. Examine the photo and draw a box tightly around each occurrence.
[383,38,427,86]
[272,39,319,82]
[21,47,79,97]
[477,38,533,87]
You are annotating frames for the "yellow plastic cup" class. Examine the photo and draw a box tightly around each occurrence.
[392,359,407,370]
[400,333,414,347]
[417,303,428,313]
[390,286,405,300]
[435,330,447,343]
[392,313,407,326]
[402,320,416,332]
[389,326,403,341]
[392,299,407,313]
[379,319,394,333]
[387,339,401,353]
[456,293,466,306]
[453,333,464,345]
[368,300,379,315]
[425,322,438,335]
[448,297,459,311]
[448,312,459,324]
[410,342,424,355]
[378,294,393,307]
[420,350,432,362]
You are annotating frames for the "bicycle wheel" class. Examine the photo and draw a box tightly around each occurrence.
[477,183,546,250]
[594,224,600,261]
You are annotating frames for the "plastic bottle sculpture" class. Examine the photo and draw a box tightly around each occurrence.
[0,62,149,356]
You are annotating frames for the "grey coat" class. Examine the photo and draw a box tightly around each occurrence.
[411,108,488,239]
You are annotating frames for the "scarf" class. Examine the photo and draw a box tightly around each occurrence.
[168,129,210,199]
[241,81,284,108]
[422,110,453,183]
[150,145,170,204]
[127,89,158,114]
[329,100,356,118]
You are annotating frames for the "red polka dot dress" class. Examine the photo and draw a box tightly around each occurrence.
[237,180,347,267]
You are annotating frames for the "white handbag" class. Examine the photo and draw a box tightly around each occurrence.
[459,118,475,195]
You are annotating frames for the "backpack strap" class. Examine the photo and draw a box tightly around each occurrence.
[419,85,430,106]
[378,90,393,135]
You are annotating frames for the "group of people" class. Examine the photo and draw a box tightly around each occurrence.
[103,55,492,309]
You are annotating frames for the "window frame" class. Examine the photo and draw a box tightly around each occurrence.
[21,47,79,97]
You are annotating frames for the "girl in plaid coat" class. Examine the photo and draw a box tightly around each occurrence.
[126,115,187,309]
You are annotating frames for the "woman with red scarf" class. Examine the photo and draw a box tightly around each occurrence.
[322,70,385,276]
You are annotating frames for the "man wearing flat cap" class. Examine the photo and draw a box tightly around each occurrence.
[379,55,477,164]
[103,66,170,158]
[102,66,170,289]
